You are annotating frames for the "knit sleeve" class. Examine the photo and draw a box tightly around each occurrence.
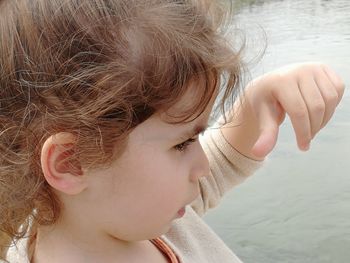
[190,128,263,216]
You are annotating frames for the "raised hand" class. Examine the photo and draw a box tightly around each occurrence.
[221,63,345,160]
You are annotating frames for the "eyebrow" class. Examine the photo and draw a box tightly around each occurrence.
[177,123,208,141]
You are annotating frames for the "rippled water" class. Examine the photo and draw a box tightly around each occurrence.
[204,0,350,262]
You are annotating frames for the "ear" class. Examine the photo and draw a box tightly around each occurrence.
[41,132,87,195]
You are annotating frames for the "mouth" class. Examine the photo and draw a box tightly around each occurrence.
[176,207,186,218]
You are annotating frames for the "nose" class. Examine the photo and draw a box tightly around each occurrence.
[189,142,210,182]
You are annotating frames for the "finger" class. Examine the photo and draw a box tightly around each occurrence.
[273,83,312,151]
[251,104,280,158]
[322,64,345,101]
[298,76,325,138]
[314,69,340,129]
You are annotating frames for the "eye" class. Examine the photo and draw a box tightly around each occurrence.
[174,138,197,152]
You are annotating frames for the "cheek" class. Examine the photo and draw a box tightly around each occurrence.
[114,143,192,206]
[126,154,189,208]
[96,152,192,240]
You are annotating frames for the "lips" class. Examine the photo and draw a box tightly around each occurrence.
[176,207,186,218]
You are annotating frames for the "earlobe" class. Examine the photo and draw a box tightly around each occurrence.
[41,132,87,195]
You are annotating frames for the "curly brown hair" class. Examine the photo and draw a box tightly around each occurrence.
[0,0,244,259]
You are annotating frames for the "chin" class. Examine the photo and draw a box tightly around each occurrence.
[150,224,173,239]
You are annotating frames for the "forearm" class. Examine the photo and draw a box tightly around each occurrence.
[220,90,263,161]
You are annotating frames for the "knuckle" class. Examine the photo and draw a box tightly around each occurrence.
[291,108,307,119]
[307,62,323,72]
[325,92,339,105]
[321,64,345,94]
[318,62,328,69]
[320,63,331,72]
[311,100,325,114]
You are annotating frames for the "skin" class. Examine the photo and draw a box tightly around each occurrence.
[221,62,345,160]
[36,62,344,262]
[36,87,213,263]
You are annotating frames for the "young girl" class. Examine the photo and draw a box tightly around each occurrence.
[0,0,344,262]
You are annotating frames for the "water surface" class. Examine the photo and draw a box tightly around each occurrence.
[204,1,350,262]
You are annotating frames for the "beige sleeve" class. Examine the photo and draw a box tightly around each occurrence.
[191,128,263,216]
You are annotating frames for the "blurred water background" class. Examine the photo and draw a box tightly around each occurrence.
[204,0,350,262]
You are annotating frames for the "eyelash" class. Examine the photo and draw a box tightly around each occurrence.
[174,138,197,152]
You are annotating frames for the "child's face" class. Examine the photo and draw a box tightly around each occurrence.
[81,91,213,242]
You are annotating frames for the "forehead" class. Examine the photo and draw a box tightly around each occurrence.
[128,77,218,143]
[163,77,218,121]
[130,90,215,143]
[136,114,207,142]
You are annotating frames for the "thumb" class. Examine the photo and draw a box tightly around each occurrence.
[251,109,280,158]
